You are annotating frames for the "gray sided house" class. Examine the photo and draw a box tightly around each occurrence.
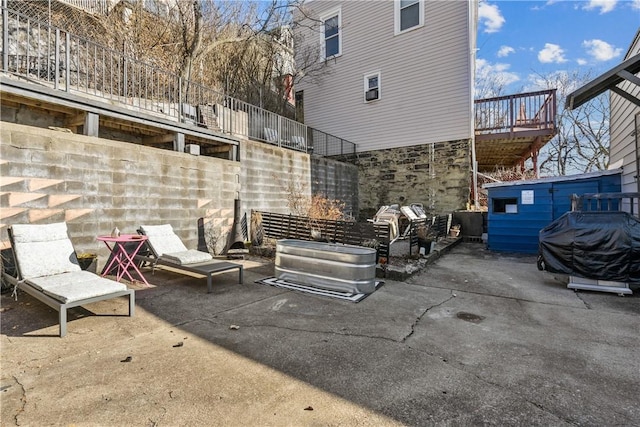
[610,30,640,195]
[294,0,478,219]
[567,29,640,202]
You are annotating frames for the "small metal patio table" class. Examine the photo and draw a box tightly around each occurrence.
[97,234,150,286]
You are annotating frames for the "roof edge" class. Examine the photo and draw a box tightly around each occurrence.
[483,169,623,189]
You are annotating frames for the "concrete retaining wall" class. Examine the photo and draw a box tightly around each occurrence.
[0,122,314,262]
[240,138,311,217]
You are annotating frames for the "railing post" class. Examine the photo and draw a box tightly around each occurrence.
[2,0,8,71]
[54,29,60,90]
[278,115,282,148]
[230,97,234,135]
[122,50,127,99]
[178,76,183,122]
[551,89,557,127]
[509,95,515,133]
[64,32,70,91]
[325,134,328,156]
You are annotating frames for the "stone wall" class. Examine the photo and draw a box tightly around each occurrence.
[0,122,314,263]
[356,140,471,220]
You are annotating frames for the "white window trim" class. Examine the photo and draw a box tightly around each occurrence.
[363,71,381,103]
[394,0,424,35]
[320,7,342,60]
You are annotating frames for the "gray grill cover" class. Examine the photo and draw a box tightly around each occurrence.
[538,211,640,283]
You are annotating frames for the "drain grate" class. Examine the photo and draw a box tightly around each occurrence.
[456,312,485,323]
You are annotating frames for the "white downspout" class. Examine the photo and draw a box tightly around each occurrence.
[469,0,479,210]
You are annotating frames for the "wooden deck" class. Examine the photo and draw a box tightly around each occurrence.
[475,89,557,172]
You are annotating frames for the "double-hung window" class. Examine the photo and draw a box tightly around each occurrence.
[395,0,424,34]
[321,9,341,59]
[364,72,381,102]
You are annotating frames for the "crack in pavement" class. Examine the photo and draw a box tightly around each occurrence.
[422,283,599,311]
[12,375,26,426]
[167,292,292,328]
[174,317,404,344]
[574,291,592,309]
[170,289,461,345]
[401,291,457,343]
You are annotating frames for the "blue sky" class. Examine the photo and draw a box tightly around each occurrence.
[476,0,640,94]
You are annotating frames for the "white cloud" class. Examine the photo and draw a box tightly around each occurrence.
[538,43,567,63]
[583,39,622,61]
[583,0,617,13]
[576,58,588,66]
[525,71,583,94]
[633,0,640,10]
[497,45,515,57]
[478,2,505,33]
[476,59,520,86]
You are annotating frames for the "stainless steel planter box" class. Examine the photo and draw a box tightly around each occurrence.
[275,239,377,294]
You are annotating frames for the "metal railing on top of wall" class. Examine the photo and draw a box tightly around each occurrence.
[0,4,356,157]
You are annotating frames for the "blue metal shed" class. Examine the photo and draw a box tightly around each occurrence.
[484,169,622,254]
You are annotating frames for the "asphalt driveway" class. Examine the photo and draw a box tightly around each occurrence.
[2,243,639,426]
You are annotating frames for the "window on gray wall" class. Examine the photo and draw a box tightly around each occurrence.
[395,0,424,34]
[322,9,341,59]
[364,72,380,102]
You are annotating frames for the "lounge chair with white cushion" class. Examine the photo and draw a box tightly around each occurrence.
[291,135,306,150]
[4,222,135,337]
[137,224,243,293]
[263,127,279,143]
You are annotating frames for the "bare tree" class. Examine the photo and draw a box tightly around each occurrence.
[290,2,336,87]
[10,0,333,118]
[474,63,521,99]
[99,1,299,97]
[533,70,610,176]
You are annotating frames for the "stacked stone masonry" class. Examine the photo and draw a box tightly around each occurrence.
[356,140,471,220]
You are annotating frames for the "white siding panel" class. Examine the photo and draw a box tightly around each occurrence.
[610,32,640,193]
[296,1,474,152]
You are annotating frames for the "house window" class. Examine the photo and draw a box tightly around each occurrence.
[395,0,424,34]
[322,9,341,59]
[364,72,380,102]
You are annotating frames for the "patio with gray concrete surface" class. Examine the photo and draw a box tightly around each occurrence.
[1,243,639,426]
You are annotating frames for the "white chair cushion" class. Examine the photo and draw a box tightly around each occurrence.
[25,271,128,303]
[11,222,81,279]
[160,249,212,265]
[291,136,305,148]
[140,224,188,256]
[264,127,279,142]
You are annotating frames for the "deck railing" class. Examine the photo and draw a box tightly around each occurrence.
[571,192,640,218]
[57,0,116,15]
[475,89,557,135]
[0,4,356,156]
